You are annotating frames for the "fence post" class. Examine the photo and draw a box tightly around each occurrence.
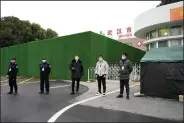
[87,68,91,83]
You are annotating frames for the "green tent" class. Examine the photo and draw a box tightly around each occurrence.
[141,46,184,63]
[140,46,184,99]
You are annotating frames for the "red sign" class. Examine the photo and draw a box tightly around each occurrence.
[117,28,122,35]
[107,30,112,36]
[136,41,143,47]
[126,27,132,33]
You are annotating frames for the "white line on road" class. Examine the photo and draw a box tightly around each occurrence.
[50,85,70,89]
[47,83,140,122]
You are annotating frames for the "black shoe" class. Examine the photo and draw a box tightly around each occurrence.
[71,92,75,95]
[14,92,17,95]
[7,92,13,94]
[45,92,49,94]
[39,92,44,94]
[76,91,79,94]
[126,96,129,100]
[116,95,123,98]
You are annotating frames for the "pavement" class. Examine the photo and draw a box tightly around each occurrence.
[0,77,183,122]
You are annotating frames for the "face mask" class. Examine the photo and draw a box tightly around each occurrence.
[75,57,79,61]
[122,56,125,60]
[99,58,103,61]
[42,60,46,63]
[11,60,15,63]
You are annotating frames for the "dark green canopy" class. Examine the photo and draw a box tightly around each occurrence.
[141,46,184,62]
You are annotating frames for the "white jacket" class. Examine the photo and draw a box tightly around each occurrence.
[95,60,109,76]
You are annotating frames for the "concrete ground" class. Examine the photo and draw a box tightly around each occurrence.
[1,78,183,122]
[1,80,88,122]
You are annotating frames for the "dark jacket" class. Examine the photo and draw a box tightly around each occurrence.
[39,62,51,76]
[69,59,84,78]
[119,59,132,80]
[7,63,18,77]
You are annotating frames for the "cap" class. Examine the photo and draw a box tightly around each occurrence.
[42,57,47,60]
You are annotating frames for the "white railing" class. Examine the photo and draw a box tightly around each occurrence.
[87,63,140,82]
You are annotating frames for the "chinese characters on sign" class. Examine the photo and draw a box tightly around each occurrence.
[119,27,132,38]
[99,27,133,39]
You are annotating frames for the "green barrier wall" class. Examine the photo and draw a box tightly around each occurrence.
[0,31,145,80]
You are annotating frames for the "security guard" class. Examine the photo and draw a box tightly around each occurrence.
[39,57,51,94]
[117,53,132,99]
[7,57,18,95]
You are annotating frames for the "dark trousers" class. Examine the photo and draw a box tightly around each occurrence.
[40,75,49,92]
[71,78,80,93]
[9,76,18,93]
[120,79,129,96]
[97,75,106,93]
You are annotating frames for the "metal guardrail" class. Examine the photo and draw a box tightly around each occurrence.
[87,63,140,82]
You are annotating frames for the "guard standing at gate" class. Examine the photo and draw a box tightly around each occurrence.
[95,55,109,96]
[7,57,18,95]
[39,57,51,94]
[117,53,132,99]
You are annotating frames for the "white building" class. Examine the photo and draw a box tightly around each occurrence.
[134,1,183,50]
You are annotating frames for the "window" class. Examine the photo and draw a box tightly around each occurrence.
[158,28,169,37]
[150,30,157,39]
[146,44,149,51]
[150,42,156,49]
[170,39,182,46]
[158,41,168,48]
[146,33,149,40]
[170,26,181,36]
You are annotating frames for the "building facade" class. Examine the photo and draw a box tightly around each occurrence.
[134,1,183,51]
[119,38,146,51]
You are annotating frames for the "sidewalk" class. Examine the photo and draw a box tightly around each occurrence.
[71,80,183,121]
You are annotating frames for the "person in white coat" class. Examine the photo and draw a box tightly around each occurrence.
[95,55,109,96]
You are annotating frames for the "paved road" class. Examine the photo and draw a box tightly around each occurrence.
[1,81,88,122]
[1,80,183,122]
[56,105,181,122]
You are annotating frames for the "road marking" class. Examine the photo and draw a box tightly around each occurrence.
[47,83,140,122]
[19,77,34,84]
[0,80,65,87]
[1,79,8,83]
[0,76,22,83]
[50,85,70,89]
[25,80,57,84]
[0,84,70,97]
[1,78,34,86]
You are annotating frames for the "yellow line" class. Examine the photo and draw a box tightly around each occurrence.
[1,80,8,83]
[19,77,34,84]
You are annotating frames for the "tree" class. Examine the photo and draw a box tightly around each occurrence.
[45,28,58,39]
[157,0,183,7]
[0,16,58,47]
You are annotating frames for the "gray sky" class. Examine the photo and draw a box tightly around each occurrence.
[1,1,160,38]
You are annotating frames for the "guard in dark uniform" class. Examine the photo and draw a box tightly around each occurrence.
[7,57,18,95]
[39,57,51,94]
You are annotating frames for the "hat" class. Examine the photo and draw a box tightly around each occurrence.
[11,57,16,60]
[42,57,47,60]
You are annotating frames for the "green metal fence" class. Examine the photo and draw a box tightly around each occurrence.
[0,31,145,81]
